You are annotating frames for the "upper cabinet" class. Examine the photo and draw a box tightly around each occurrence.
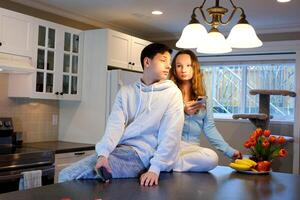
[0,8,33,57]
[8,14,83,100]
[33,24,82,100]
[33,24,58,99]
[107,30,151,72]
[61,32,81,98]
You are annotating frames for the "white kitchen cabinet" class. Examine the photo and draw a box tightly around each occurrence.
[0,8,34,57]
[130,37,151,71]
[107,29,151,72]
[8,18,83,100]
[54,150,95,183]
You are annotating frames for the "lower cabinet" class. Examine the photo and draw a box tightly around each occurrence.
[54,150,95,183]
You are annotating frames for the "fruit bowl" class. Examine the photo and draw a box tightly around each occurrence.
[235,169,271,175]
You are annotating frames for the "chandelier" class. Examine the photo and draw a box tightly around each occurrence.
[176,0,263,54]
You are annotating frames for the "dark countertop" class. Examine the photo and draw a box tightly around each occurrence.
[1,166,299,200]
[22,141,95,154]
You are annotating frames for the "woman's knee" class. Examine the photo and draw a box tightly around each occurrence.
[205,149,219,170]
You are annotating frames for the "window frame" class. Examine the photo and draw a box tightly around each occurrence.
[200,52,296,123]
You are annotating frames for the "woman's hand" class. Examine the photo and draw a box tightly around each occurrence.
[184,100,206,115]
[232,150,242,160]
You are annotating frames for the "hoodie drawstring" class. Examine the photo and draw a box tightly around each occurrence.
[147,85,154,111]
[134,82,142,119]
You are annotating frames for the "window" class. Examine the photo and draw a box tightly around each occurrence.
[202,60,296,121]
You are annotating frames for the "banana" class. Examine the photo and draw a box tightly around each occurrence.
[251,168,258,172]
[235,159,252,167]
[235,159,257,167]
[241,158,257,167]
[229,162,251,171]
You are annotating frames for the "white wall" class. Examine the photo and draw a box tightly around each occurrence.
[293,51,300,174]
[59,29,108,144]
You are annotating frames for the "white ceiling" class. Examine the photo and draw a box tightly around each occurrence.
[11,0,300,41]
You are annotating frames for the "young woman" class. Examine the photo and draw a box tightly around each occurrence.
[170,49,242,172]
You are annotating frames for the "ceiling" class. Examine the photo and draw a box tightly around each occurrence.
[9,0,300,42]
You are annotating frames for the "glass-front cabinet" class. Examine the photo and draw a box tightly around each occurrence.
[6,8,82,100]
[62,32,80,96]
[32,23,82,100]
[35,25,56,94]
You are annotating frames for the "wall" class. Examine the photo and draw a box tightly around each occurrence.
[58,29,108,144]
[294,51,300,174]
[0,74,59,142]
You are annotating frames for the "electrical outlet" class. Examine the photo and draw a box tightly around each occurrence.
[52,114,58,126]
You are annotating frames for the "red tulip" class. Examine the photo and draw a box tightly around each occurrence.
[263,130,271,137]
[244,141,251,148]
[279,149,288,157]
[251,131,258,138]
[269,136,276,143]
[250,139,257,146]
[255,128,263,136]
[262,140,270,149]
[249,135,257,141]
[278,136,286,144]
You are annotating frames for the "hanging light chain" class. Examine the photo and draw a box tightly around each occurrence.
[194,0,247,27]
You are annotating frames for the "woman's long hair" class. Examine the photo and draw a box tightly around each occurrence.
[169,49,206,100]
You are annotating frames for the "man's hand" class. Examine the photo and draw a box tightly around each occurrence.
[95,155,112,173]
[140,171,159,186]
[184,100,205,115]
[232,150,242,160]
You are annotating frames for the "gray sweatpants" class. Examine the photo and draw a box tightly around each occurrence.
[58,145,146,182]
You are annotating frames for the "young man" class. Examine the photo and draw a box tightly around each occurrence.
[59,43,184,187]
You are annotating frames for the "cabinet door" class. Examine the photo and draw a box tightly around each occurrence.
[131,37,151,72]
[0,9,33,57]
[33,25,58,99]
[60,31,82,100]
[107,30,131,70]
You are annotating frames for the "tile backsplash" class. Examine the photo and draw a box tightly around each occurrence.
[0,74,58,142]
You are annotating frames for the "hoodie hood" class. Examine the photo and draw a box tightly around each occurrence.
[134,79,176,118]
[135,79,175,92]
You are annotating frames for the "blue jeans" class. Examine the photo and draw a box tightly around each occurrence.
[58,145,146,182]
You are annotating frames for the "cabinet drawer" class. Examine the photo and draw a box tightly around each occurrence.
[55,150,95,165]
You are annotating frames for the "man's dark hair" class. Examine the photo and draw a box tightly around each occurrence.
[140,43,173,69]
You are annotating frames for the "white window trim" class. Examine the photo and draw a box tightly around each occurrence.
[214,114,294,125]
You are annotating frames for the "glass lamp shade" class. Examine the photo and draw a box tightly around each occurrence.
[176,23,208,48]
[227,23,263,48]
[196,31,232,54]
[277,0,291,2]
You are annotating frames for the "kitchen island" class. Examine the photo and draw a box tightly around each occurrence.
[0,166,299,200]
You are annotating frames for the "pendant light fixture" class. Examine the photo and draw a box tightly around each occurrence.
[176,0,263,54]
